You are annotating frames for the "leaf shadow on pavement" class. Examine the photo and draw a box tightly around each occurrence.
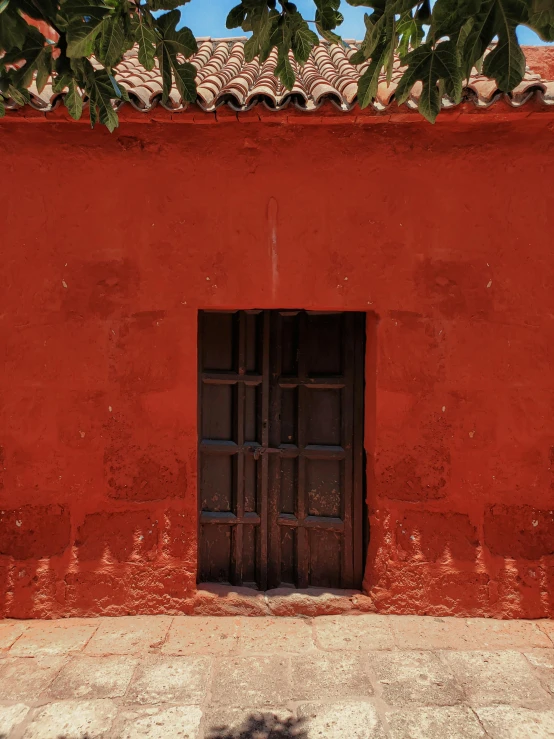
[206,712,307,739]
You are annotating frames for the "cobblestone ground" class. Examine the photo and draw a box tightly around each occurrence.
[1,614,554,738]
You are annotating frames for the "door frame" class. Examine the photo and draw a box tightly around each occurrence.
[196,308,366,591]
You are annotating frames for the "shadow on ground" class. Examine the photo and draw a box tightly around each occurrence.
[207,712,307,739]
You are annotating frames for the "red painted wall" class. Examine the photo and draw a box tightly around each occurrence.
[1,116,553,619]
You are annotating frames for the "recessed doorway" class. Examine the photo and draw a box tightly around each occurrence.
[198,309,365,590]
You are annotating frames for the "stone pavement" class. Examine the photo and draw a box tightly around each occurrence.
[1,614,554,738]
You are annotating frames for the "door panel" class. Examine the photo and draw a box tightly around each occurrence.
[198,309,365,590]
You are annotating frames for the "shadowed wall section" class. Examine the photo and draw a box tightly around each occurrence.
[0,117,553,618]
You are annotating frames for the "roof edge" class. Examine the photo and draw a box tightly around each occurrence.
[2,39,553,124]
[3,94,554,127]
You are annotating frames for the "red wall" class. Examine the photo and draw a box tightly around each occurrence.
[1,116,553,619]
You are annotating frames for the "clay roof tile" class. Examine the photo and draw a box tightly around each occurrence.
[10,38,554,118]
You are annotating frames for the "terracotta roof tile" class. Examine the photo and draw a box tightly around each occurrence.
[8,38,554,118]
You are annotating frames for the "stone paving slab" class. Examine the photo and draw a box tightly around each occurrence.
[115,705,203,739]
[389,617,476,652]
[203,707,296,739]
[475,706,554,738]
[0,704,29,738]
[0,656,67,701]
[385,706,487,739]
[369,651,463,707]
[84,616,172,656]
[390,616,552,651]
[126,656,211,706]
[539,621,554,643]
[314,614,395,651]
[0,614,553,738]
[297,701,387,739]
[162,618,240,656]
[9,620,98,657]
[0,623,28,651]
[237,617,315,653]
[46,656,138,700]
[442,650,552,709]
[211,655,290,706]
[290,652,373,701]
[525,649,554,696]
[22,699,117,739]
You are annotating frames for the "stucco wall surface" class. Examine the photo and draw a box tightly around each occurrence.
[1,119,553,618]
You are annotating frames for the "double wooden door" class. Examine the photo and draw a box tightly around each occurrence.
[198,309,365,590]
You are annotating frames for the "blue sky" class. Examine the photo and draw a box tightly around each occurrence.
[180,0,550,44]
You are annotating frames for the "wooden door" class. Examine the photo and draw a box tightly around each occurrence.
[198,310,365,590]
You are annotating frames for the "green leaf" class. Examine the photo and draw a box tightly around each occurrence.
[455,1,495,79]
[456,17,475,57]
[89,99,98,126]
[155,11,197,57]
[529,0,554,39]
[243,36,259,64]
[397,12,424,59]
[483,29,526,90]
[395,40,462,122]
[98,15,125,68]
[432,0,480,37]
[291,18,319,64]
[53,73,72,93]
[349,49,365,65]
[357,41,389,108]
[154,9,198,100]
[0,95,5,117]
[0,0,10,14]
[416,0,431,22]
[226,3,246,29]
[36,48,53,93]
[155,8,178,34]
[4,28,51,89]
[275,47,295,90]
[482,0,527,90]
[260,10,281,62]
[60,0,112,23]
[358,60,379,108]
[530,23,554,42]
[64,78,83,119]
[83,62,119,131]
[132,17,156,71]
[241,2,272,62]
[172,60,196,102]
[7,84,30,105]
[0,6,28,49]
[359,11,386,59]
[14,0,58,21]
[386,13,396,83]
[315,0,342,31]
[156,44,197,103]
[156,43,172,100]
[268,11,285,48]
[316,24,343,43]
[66,19,106,57]
[452,0,527,87]
[148,0,184,9]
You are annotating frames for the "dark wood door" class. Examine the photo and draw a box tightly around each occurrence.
[198,310,365,590]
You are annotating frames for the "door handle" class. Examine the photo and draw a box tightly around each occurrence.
[248,446,282,460]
